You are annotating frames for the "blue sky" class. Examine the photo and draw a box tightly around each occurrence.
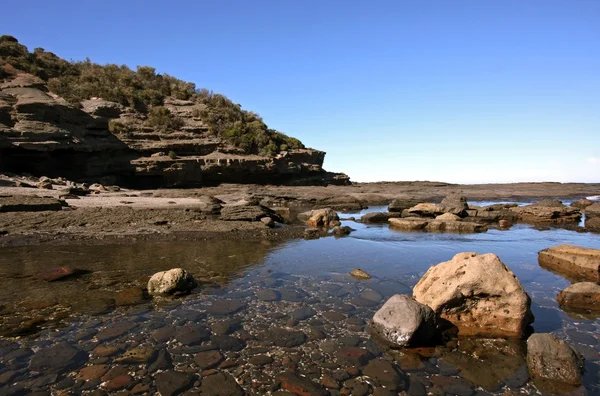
[4,1,599,183]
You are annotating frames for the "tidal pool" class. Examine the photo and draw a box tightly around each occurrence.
[0,204,599,395]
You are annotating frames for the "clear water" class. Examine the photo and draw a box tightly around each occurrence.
[0,205,599,394]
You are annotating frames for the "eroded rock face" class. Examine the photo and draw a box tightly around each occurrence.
[557,282,600,311]
[0,74,347,188]
[526,333,584,392]
[147,268,197,296]
[538,244,600,282]
[371,294,437,348]
[413,252,533,338]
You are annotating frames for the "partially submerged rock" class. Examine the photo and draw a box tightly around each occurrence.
[413,252,533,338]
[350,268,371,280]
[298,208,340,228]
[406,203,444,218]
[388,199,420,213]
[371,294,437,348]
[526,333,584,393]
[332,225,353,236]
[34,266,78,282]
[538,244,600,282]
[147,268,198,296]
[360,211,401,223]
[439,194,469,216]
[388,217,487,233]
[510,200,581,223]
[557,282,600,312]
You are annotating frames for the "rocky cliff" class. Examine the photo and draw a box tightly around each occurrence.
[0,37,349,188]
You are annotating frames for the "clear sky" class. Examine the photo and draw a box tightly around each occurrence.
[3,1,599,183]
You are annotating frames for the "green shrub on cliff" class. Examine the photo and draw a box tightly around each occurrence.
[0,35,305,155]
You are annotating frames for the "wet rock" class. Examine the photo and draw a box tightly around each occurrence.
[147,268,197,296]
[256,289,281,301]
[371,294,437,348]
[152,326,175,342]
[249,354,273,366]
[175,324,211,345]
[332,225,353,236]
[211,335,245,351]
[34,266,77,281]
[206,299,247,315]
[439,195,469,216]
[290,306,317,321]
[280,289,304,302]
[115,287,147,306]
[538,244,600,282]
[93,345,121,357]
[349,268,371,280]
[413,252,533,338]
[526,333,584,392]
[268,328,307,347]
[103,374,132,390]
[78,365,109,380]
[114,346,157,364]
[155,370,194,396]
[279,372,329,396]
[557,282,600,311]
[304,228,321,240]
[299,208,340,228]
[321,374,340,389]
[349,297,379,308]
[194,350,223,369]
[148,349,173,373]
[435,212,461,221]
[389,217,487,233]
[363,359,408,390]
[201,372,244,396]
[360,212,401,223]
[211,318,242,335]
[360,289,383,302]
[29,342,88,373]
[323,310,346,322]
[220,203,282,222]
[335,346,374,366]
[96,321,137,341]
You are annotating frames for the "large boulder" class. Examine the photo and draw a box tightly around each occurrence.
[557,282,600,312]
[585,216,600,231]
[526,333,584,393]
[439,195,469,216]
[147,268,198,296]
[538,244,600,282]
[298,208,340,228]
[510,200,581,223]
[413,252,533,338]
[585,202,600,219]
[371,294,437,348]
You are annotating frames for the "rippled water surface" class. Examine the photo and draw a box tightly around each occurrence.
[1,204,599,395]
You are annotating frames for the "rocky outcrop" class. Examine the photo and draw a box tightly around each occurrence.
[147,268,198,296]
[557,282,600,312]
[538,244,600,282]
[371,294,437,348]
[388,217,487,233]
[464,203,518,223]
[0,195,65,212]
[405,203,445,218]
[0,74,348,188]
[526,333,584,393]
[510,200,581,223]
[413,252,533,338]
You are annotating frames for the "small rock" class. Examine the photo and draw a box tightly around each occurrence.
[155,370,194,396]
[349,268,371,280]
[200,372,244,396]
[206,299,247,315]
[256,289,281,301]
[362,359,408,391]
[147,268,197,296]
[114,346,157,364]
[279,372,329,396]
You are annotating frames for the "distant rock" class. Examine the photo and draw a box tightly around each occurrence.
[526,333,584,393]
[439,194,469,216]
[371,294,437,348]
[557,282,600,311]
[0,195,65,212]
[406,203,444,218]
[570,198,593,209]
[510,200,581,223]
[389,217,487,233]
[219,202,282,222]
[332,225,353,236]
[538,244,600,282]
[360,212,401,223]
[147,268,198,296]
[413,252,533,338]
[388,199,420,213]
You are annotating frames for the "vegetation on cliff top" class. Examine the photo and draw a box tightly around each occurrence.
[0,35,304,155]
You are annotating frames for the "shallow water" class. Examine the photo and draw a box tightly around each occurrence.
[1,205,599,395]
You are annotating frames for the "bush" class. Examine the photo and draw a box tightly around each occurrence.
[108,120,131,136]
[168,150,177,159]
[146,106,183,132]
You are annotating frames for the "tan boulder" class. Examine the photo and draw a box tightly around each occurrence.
[406,203,444,217]
[413,252,533,338]
[299,208,340,228]
[538,244,600,282]
[510,201,581,223]
[389,218,487,233]
[435,213,460,221]
[557,282,600,311]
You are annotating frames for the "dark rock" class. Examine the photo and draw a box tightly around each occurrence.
[220,203,282,222]
[155,370,194,396]
[114,346,157,364]
[211,318,242,335]
[151,326,175,343]
[175,324,211,345]
[279,372,329,396]
[360,212,402,224]
[332,225,353,236]
[256,289,281,301]
[115,287,147,306]
[249,354,273,366]
[335,346,374,366]
[206,299,247,315]
[96,321,137,341]
[34,266,77,281]
[290,306,317,321]
[210,335,245,351]
[440,195,469,216]
[200,372,244,396]
[268,328,307,348]
[194,350,223,369]
[29,342,88,373]
[0,196,65,212]
[148,349,173,373]
[388,199,420,213]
